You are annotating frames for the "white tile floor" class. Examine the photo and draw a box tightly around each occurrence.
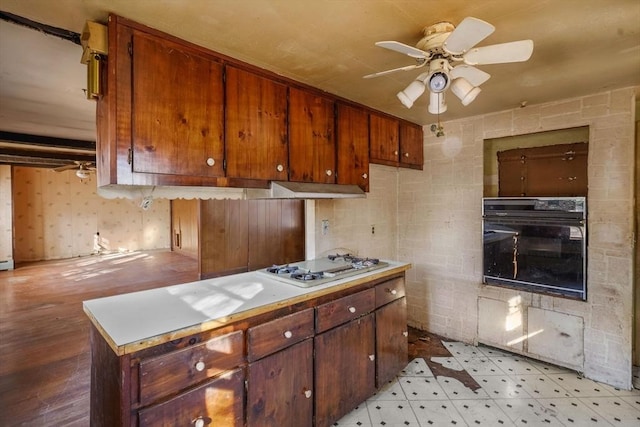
[334,341,640,426]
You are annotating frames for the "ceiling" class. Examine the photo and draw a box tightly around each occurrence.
[0,0,639,165]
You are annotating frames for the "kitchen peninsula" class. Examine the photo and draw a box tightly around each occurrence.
[84,259,411,426]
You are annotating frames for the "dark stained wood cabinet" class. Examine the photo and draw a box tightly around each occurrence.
[336,103,370,191]
[376,297,408,387]
[315,313,375,427]
[225,66,289,181]
[88,273,408,427]
[97,15,227,187]
[498,142,588,197]
[399,121,424,169]
[247,309,315,427]
[369,112,400,165]
[288,87,336,183]
[130,30,224,178]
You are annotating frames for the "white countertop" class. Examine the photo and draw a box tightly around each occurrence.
[83,260,410,355]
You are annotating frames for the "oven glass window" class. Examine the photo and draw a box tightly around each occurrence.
[483,220,585,299]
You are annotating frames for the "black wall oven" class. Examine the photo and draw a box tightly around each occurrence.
[482,197,586,300]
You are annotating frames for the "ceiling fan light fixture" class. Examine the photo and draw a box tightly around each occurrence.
[397,80,425,108]
[76,168,90,179]
[451,77,481,106]
[428,71,449,93]
[428,91,447,114]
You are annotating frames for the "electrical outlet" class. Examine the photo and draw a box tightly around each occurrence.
[371,225,375,235]
[321,219,329,235]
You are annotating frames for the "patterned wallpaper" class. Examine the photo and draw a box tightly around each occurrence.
[11,167,170,262]
[0,166,12,265]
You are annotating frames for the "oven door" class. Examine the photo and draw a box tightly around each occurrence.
[483,216,586,300]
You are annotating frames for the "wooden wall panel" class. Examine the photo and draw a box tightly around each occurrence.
[171,199,199,258]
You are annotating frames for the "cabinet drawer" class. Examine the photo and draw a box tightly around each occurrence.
[138,368,244,427]
[139,330,244,406]
[316,288,375,333]
[247,308,314,362]
[375,277,405,308]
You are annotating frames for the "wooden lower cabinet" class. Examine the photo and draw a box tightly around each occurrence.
[247,339,314,426]
[138,368,244,426]
[88,274,407,427]
[315,313,376,427]
[376,297,408,387]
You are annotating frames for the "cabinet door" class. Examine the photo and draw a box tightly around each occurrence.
[376,297,408,387]
[289,87,336,183]
[315,313,375,427]
[369,113,399,165]
[247,339,313,427]
[131,29,224,177]
[138,368,244,427]
[399,121,423,169]
[225,66,288,180]
[336,103,369,191]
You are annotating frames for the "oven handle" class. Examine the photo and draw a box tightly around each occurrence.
[483,216,585,227]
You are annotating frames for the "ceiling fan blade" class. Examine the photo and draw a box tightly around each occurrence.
[363,63,426,79]
[450,65,491,86]
[375,41,430,59]
[463,40,534,65]
[443,17,495,55]
[53,164,77,172]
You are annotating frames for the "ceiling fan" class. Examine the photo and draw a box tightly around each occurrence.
[53,161,96,179]
[364,17,534,115]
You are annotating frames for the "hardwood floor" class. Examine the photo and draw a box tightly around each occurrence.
[0,250,199,426]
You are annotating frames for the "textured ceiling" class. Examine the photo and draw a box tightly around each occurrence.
[0,0,639,143]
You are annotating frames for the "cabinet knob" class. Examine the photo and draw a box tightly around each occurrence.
[368,354,375,361]
[195,361,205,372]
[404,152,410,158]
[276,164,284,172]
[325,169,332,176]
[362,173,368,179]
[303,389,312,399]
[283,330,293,339]
[348,306,356,314]
[387,289,398,295]
[402,331,409,337]
[206,158,215,167]
[394,150,398,156]
[193,418,205,427]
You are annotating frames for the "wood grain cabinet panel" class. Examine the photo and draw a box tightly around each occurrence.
[247,308,314,362]
[225,66,288,181]
[315,313,375,427]
[369,112,400,165]
[399,121,424,169]
[376,297,408,387]
[288,87,336,183]
[315,288,375,333]
[375,277,405,308]
[131,30,225,178]
[138,330,244,406]
[138,368,244,427]
[336,103,370,191]
[247,339,313,427]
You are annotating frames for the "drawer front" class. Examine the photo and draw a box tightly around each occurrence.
[139,368,244,427]
[316,288,375,333]
[139,330,244,406]
[375,277,405,308]
[247,308,314,362]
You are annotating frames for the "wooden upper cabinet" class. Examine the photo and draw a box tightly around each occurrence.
[288,87,336,183]
[336,103,369,191]
[399,121,424,169]
[369,113,400,166]
[131,30,225,178]
[225,66,288,181]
